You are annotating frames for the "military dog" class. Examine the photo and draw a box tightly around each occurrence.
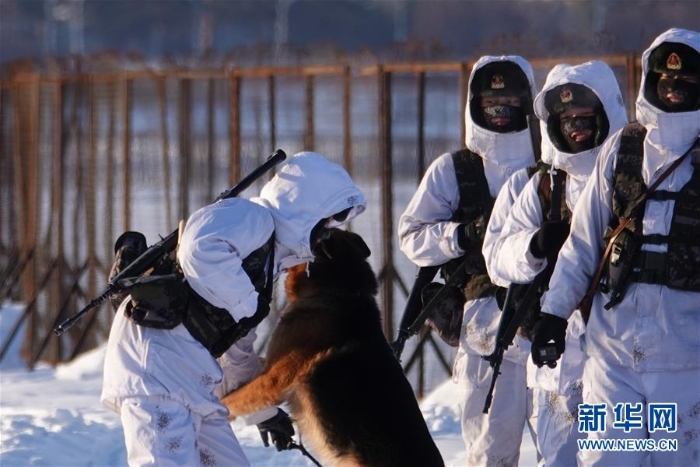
[221,228,444,467]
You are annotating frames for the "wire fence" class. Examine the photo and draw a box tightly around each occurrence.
[0,53,639,396]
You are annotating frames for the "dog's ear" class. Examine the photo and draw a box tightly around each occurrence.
[343,231,371,259]
[314,229,371,261]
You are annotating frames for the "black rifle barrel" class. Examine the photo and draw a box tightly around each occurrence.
[399,266,440,334]
[54,149,288,336]
[482,346,504,413]
[215,149,286,202]
[391,265,439,360]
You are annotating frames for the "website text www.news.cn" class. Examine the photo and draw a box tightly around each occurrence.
[577,402,678,452]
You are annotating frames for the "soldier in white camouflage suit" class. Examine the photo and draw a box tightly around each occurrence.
[533,28,700,466]
[399,56,541,466]
[489,60,628,466]
[102,152,366,467]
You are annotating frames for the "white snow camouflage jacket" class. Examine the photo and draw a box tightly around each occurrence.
[399,55,538,267]
[399,56,537,362]
[489,61,628,392]
[490,61,628,287]
[541,28,700,372]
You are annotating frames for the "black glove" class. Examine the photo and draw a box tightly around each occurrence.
[256,408,295,451]
[531,313,568,368]
[529,220,570,259]
[237,295,270,331]
[457,221,483,251]
[210,296,270,356]
[108,231,148,282]
[108,231,148,312]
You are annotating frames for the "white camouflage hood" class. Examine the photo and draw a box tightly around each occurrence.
[534,61,628,180]
[464,55,538,167]
[636,28,700,155]
[253,152,366,272]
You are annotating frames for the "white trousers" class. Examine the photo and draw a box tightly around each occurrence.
[120,396,250,467]
[534,386,584,467]
[457,352,539,467]
[578,356,700,467]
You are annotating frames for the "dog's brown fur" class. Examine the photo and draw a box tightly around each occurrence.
[221,229,444,467]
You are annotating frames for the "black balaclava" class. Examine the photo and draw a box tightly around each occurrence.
[470,61,532,133]
[544,83,609,154]
[644,42,700,113]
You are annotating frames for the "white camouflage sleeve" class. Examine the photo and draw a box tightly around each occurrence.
[398,153,464,267]
[490,174,548,284]
[483,168,537,287]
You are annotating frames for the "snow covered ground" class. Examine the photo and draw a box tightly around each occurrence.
[1,302,538,467]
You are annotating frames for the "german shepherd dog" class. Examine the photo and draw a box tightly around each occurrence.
[221,228,444,467]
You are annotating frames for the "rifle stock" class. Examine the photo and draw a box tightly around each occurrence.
[54,149,287,335]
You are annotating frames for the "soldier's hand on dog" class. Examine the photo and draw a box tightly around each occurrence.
[256,408,295,451]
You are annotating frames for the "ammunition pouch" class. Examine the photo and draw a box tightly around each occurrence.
[127,275,261,358]
[182,287,249,358]
[601,229,641,292]
[421,282,465,347]
[463,273,499,302]
[601,231,700,309]
[627,248,700,291]
[667,243,700,291]
[600,227,640,303]
[632,250,668,285]
[121,256,189,329]
[125,278,189,329]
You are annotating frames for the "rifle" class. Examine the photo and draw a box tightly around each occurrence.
[390,265,439,360]
[54,149,287,335]
[482,167,565,413]
[391,257,469,360]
